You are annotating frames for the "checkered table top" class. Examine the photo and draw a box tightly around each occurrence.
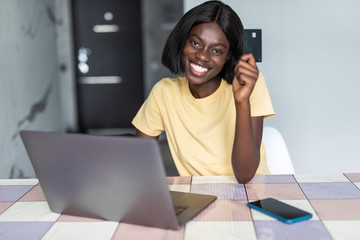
[1,173,360,240]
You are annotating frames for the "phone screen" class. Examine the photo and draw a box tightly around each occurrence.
[247,198,312,223]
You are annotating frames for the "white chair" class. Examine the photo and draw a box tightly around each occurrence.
[262,126,295,174]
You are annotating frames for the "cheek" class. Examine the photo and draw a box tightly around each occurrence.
[214,56,228,68]
[182,44,192,57]
[181,53,186,68]
[181,46,192,66]
[181,53,190,73]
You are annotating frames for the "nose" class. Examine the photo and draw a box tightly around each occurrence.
[195,49,210,62]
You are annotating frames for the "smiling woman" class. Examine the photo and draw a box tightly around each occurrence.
[181,22,230,97]
[132,1,275,184]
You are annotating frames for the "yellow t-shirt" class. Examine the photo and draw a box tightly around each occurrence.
[132,73,275,176]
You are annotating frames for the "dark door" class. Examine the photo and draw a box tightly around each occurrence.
[72,0,144,132]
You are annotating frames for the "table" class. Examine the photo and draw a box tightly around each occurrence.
[1,173,360,240]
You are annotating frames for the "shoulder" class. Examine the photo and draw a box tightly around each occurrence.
[156,76,186,86]
[252,72,267,92]
[257,72,266,84]
[259,71,265,81]
[151,76,187,94]
[250,71,275,117]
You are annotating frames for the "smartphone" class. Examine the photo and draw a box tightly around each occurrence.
[247,198,312,224]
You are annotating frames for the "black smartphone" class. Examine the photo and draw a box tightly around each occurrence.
[243,29,262,62]
[247,198,312,223]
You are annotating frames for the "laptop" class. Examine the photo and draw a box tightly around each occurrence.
[20,130,217,230]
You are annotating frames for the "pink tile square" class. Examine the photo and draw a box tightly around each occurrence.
[344,173,360,182]
[0,202,13,214]
[245,183,307,200]
[310,199,360,220]
[57,213,105,222]
[192,200,252,221]
[112,222,184,240]
[18,186,46,201]
[167,177,192,185]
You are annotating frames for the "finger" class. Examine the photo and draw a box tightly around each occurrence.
[236,77,246,86]
[234,65,258,85]
[234,63,257,78]
[234,59,258,75]
[234,71,245,85]
[235,65,258,79]
[235,73,256,87]
[240,53,257,68]
[232,75,241,90]
[235,67,258,83]
[238,72,257,84]
[235,71,256,86]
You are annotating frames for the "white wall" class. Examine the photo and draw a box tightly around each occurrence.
[0,0,64,178]
[185,0,360,174]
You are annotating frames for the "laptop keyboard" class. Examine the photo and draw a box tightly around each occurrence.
[174,205,188,215]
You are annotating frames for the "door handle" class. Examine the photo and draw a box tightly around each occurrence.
[79,76,122,85]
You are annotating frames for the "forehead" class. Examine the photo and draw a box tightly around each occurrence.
[189,22,229,47]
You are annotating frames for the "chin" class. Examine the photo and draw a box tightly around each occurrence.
[186,74,205,85]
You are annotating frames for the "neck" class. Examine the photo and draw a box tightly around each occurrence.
[188,78,222,99]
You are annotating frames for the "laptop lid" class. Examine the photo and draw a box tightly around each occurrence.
[20,130,216,229]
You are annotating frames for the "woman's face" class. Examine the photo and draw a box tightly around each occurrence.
[181,22,231,87]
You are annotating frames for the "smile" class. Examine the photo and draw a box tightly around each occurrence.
[190,63,209,76]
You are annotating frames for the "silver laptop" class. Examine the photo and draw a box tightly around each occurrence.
[20,130,216,229]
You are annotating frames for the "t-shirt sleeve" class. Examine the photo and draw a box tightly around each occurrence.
[249,72,275,118]
[132,81,165,136]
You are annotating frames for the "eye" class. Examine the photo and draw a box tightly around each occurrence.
[212,49,223,55]
[190,40,200,48]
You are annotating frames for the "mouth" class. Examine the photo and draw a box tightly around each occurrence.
[190,62,209,76]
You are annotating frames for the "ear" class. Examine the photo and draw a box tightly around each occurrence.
[226,51,232,61]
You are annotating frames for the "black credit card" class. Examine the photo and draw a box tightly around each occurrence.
[243,29,262,62]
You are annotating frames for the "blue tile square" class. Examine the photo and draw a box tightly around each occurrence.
[253,220,332,240]
[0,222,54,240]
[0,185,34,202]
[299,182,360,200]
[249,174,296,184]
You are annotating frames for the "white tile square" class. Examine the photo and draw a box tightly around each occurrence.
[294,174,349,183]
[42,222,118,240]
[184,221,256,240]
[0,202,59,222]
[0,179,39,185]
[168,184,190,192]
[354,182,360,190]
[192,176,238,184]
[323,220,360,240]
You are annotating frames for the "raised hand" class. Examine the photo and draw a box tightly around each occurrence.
[232,53,259,103]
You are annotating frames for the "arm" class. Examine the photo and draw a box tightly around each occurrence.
[135,129,160,140]
[231,53,263,183]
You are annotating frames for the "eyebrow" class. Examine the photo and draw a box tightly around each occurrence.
[188,34,229,49]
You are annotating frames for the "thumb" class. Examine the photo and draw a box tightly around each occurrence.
[232,76,240,92]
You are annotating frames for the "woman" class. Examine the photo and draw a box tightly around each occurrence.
[132,1,275,183]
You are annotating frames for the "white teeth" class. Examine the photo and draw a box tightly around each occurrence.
[190,63,208,73]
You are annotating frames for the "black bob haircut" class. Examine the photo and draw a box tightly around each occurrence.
[162,1,244,84]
